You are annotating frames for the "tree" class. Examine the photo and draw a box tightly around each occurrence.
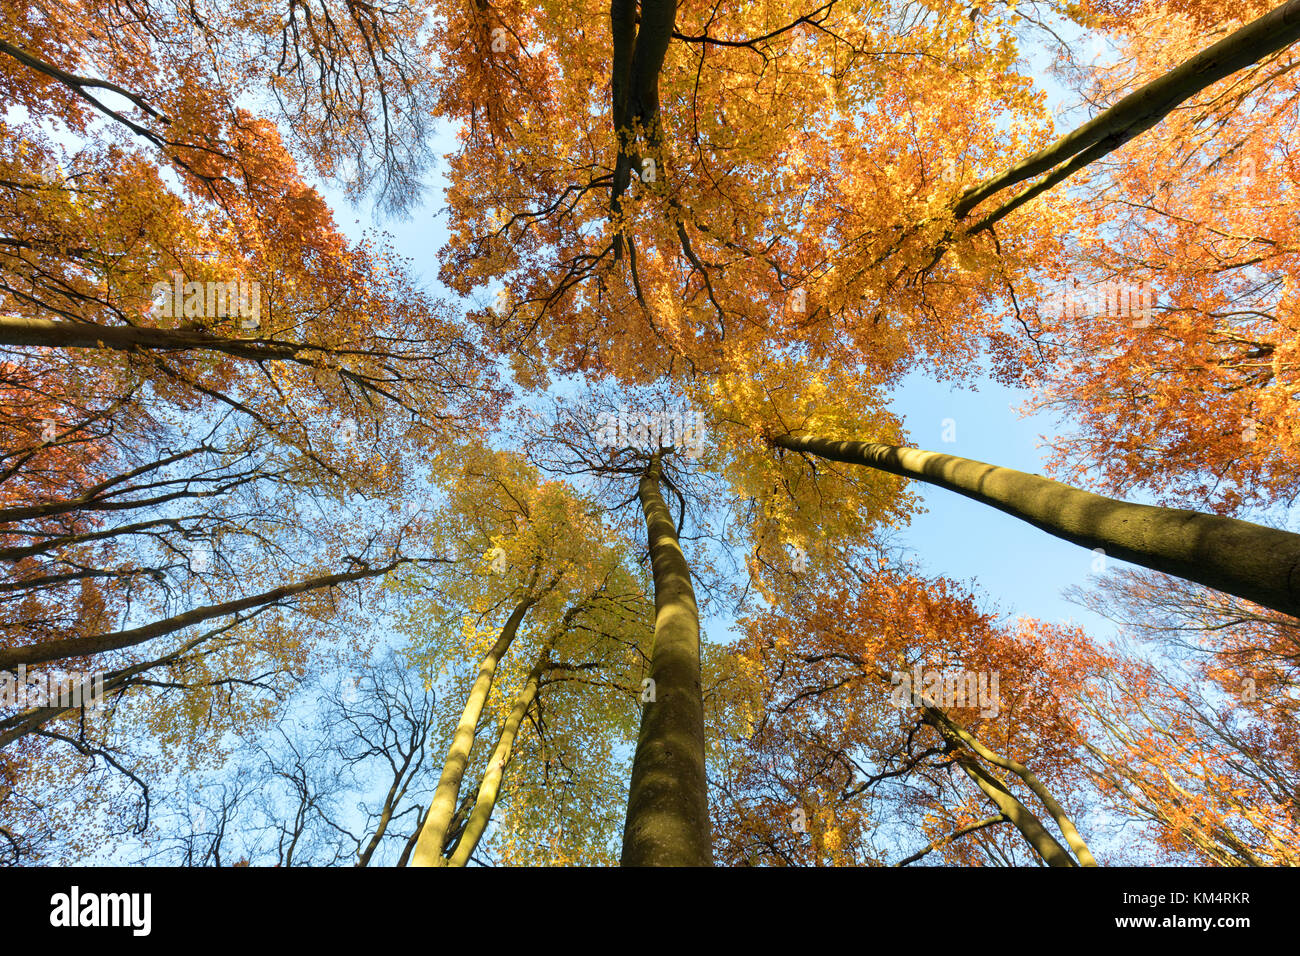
[1063,567,1299,865]
[710,545,1105,867]
[0,0,499,860]
[769,432,1300,617]
[124,647,439,867]
[1018,0,1300,514]
[401,445,655,865]
[621,452,712,865]
[7,0,1300,869]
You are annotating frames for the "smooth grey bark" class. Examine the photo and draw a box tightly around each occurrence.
[445,641,550,867]
[409,581,542,867]
[621,454,712,866]
[926,706,1097,867]
[959,759,1076,867]
[773,434,1300,619]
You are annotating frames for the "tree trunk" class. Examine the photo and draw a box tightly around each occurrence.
[409,584,541,867]
[446,641,551,867]
[0,315,303,360]
[0,624,229,750]
[0,559,414,671]
[926,706,1097,866]
[621,454,712,866]
[954,1,1300,228]
[959,758,1076,867]
[772,434,1300,619]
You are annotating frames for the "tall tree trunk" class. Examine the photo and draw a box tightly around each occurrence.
[410,581,542,867]
[445,597,599,866]
[925,706,1097,867]
[609,0,677,222]
[446,640,552,867]
[621,454,712,866]
[772,434,1300,619]
[0,623,233,750]
[958,758,1076,867]
[0,315,303,360]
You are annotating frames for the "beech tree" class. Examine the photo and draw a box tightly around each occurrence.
[5,0,1300,868]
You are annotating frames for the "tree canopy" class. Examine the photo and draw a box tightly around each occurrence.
[2,0,1298,869]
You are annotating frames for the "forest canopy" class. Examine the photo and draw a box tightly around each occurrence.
[1,0,1298,868]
